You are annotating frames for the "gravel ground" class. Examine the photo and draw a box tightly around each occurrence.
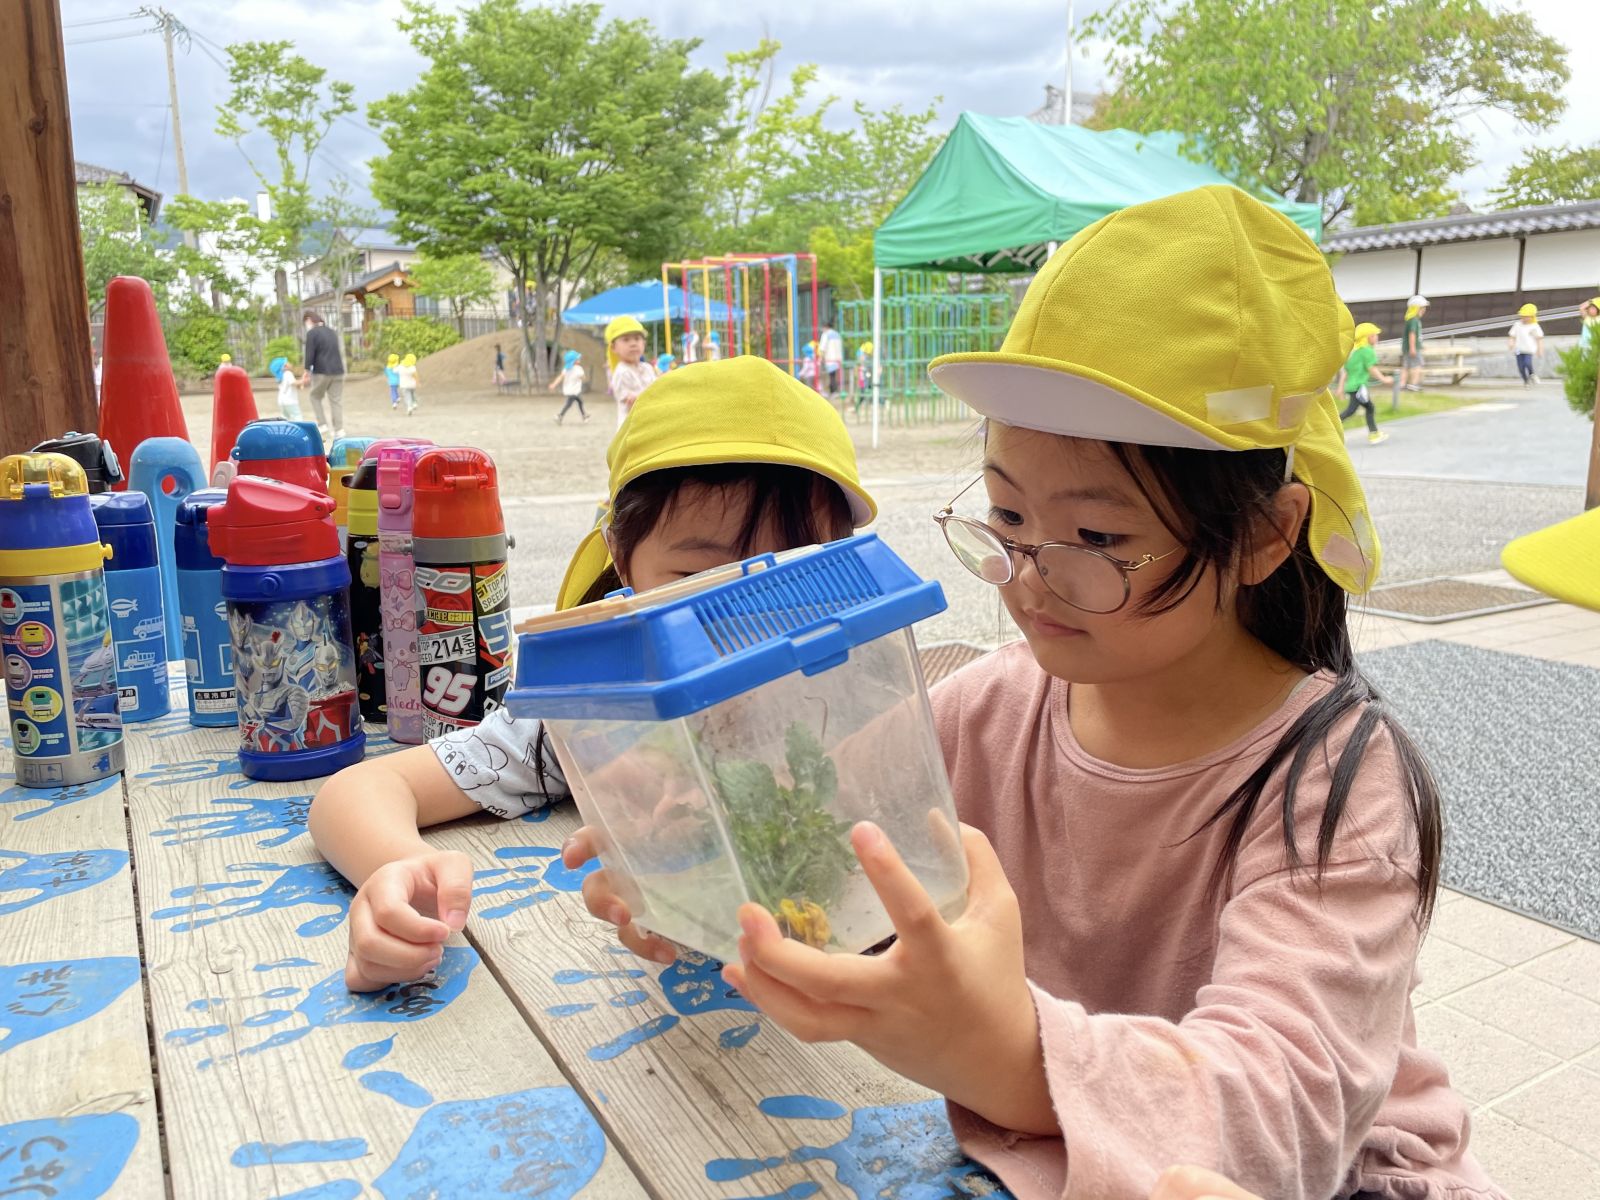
[1361,640,1600,939]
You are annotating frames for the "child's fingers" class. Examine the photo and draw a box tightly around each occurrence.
[350,903,445,974]
[365,871,451,944]
[723,950,868,1044]
[615,921,677,966]
[425,853,473,931]
[955,823,1018,920]
[579,867,632,927]
[851,822,948,949]
[734,903,883,1008]
[562,827,601,869]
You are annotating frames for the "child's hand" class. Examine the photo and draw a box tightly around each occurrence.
[724,822,1056,1136]
[1149,1166,1263,1200]
[561,827,678,965]
[345,850,472,992]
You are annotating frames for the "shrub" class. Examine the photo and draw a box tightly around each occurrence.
[263,334,300,370]
[375,317,460,362]
[165,308,230,378]
[1558,336,1598,421]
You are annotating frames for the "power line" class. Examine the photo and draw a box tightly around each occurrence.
[64,14,141,28]
[66,29,152,45]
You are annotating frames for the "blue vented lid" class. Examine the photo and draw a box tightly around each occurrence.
[90,492,157,570]
[174,488,228,570]
[507,534,946,722]
[232,420,324,463]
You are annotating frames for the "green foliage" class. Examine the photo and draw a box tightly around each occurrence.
[1084,0,1569,226]
[374,317,460,361]
[165,303,231,378]
[264,334,300,366]
[693,40,941,287]
[77,183,178,312]
[1558,335,1598,421]
[368,0,728,381]
[714,722,854,923]
[1490,143,1600,209]
[409,251,498,334]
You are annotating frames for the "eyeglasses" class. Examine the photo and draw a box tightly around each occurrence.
[933,477,1180,614]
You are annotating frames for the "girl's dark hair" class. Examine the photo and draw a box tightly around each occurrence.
[1108,442,1442,926]
[575,463,856,607]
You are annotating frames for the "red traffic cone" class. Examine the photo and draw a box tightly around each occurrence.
[98,276,189,490]
[209,364,259,477]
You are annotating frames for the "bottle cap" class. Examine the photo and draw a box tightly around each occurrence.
[90,492,158,572]
[0,453,106,570]
[174,488,229,571]
[208,476,339,567]
[412,448,503,541]
[29,432,123,493]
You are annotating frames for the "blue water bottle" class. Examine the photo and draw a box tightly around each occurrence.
[128,436,206,662]
[89,492,170,722]
[174,489,235,727]
[206,476,365,781]
[0,453,125,787]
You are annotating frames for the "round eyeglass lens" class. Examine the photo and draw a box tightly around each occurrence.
[1034,544,1128,613]
[942,518,1013,584]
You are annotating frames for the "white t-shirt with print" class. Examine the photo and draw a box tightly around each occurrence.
[429,706,569,820]
[561,364,586,394]
[1509,322,1544,354]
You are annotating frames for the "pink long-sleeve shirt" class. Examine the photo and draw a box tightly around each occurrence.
[932,642,1503,1200]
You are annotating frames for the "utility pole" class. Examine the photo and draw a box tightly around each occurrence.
[140,7,194,250]
[0,0,99,451]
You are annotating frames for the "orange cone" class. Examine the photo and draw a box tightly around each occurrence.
[98,276,189,490]
[209,363,259,477]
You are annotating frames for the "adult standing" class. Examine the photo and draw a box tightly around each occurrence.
[1401,294,1428,393]
[818,319,844,398]
[300,310,346,441]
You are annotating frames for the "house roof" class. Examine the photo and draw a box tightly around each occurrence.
[343,261,409,294]
[75,160,162,222]
[1324,200,1600,253]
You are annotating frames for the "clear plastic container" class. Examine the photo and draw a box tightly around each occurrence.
[507,535,967,964]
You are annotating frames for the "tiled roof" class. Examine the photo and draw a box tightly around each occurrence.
[1325,200,1600,252]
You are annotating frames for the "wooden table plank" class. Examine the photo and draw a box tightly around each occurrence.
[0,745,165,1199]
[119,704,646,1200]
[429,804,1012,1200]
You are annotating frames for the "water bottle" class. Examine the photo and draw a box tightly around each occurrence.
[377,443,433,745]
[346,458,385,723]
[412,448,513,737]
[230,420,327,494]
[206,476,364,781]
[328,437,377,553]
[0,453,125,787]
[89,492,170,722]
[174,489,235,727]
[127,436,205,663]
[30,431,123,494]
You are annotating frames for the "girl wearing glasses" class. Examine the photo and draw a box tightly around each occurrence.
[571,187,1495,1200]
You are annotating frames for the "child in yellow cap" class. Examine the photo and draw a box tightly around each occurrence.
[384,353,401,409]
[1337,321,1392,444]
[1509,302,1544,384]
[309,355,876,992]
[397,352,420,415]
[605,315,657,426]
[577,187,1496,1200]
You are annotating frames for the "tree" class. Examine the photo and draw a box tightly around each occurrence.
[77,182,178,312]
[1490,143,1600,209]
[409,251,498,335]
[369,0,727,383]
[216,40,356,333]
[1084,0,1569,227]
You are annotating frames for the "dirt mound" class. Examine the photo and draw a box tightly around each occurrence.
[346,325,608,401]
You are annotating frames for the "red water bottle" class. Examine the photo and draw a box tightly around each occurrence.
[411,449,511,736]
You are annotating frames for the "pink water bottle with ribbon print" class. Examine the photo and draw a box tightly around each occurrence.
[375,439,433,743]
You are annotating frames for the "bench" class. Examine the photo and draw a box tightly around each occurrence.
[1377,342,1479,387]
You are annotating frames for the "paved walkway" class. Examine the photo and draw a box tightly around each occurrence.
[1346,380,1592,487]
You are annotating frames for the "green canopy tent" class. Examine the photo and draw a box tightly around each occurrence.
[865,114,1322,441]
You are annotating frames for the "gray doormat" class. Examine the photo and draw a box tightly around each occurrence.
[1360,640,1600,940]
[1361,577,1553,623]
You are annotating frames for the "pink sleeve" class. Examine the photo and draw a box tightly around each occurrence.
[951,854,1422,1200]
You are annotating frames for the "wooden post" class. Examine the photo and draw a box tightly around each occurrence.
[0,0,98,456]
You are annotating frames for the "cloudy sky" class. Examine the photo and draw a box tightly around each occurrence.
[61,0,1599,223]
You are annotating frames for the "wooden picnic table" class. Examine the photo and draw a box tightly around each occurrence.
[1376,342,1478,386]
[0,662,1008,1200]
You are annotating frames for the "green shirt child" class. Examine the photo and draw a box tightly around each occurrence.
[1343,343,1378,392]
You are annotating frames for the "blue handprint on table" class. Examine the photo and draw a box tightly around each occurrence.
[148,861,353,937]
[0,1112,139,1200]
[473,845,597,919]
[0,958,141,1054]
[134,753,253,789]
[0,775,120,823]
[707,1096,1013,1199]
[148,793,311,848]
[164,947,478,1070]
[0,849,127,916]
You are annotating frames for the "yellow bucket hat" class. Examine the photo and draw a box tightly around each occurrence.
[1519,303,1539,317]
[929,184,1380,594]
[605,315,647,371]
[556,355,877,610]
[1502,508,1600,611]
[1353,322,1381,342]
[387,353,399,366]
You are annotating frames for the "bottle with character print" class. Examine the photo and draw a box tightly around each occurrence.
[375,439,434,744]
[207,475,364,781]
[346,457,385,723]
